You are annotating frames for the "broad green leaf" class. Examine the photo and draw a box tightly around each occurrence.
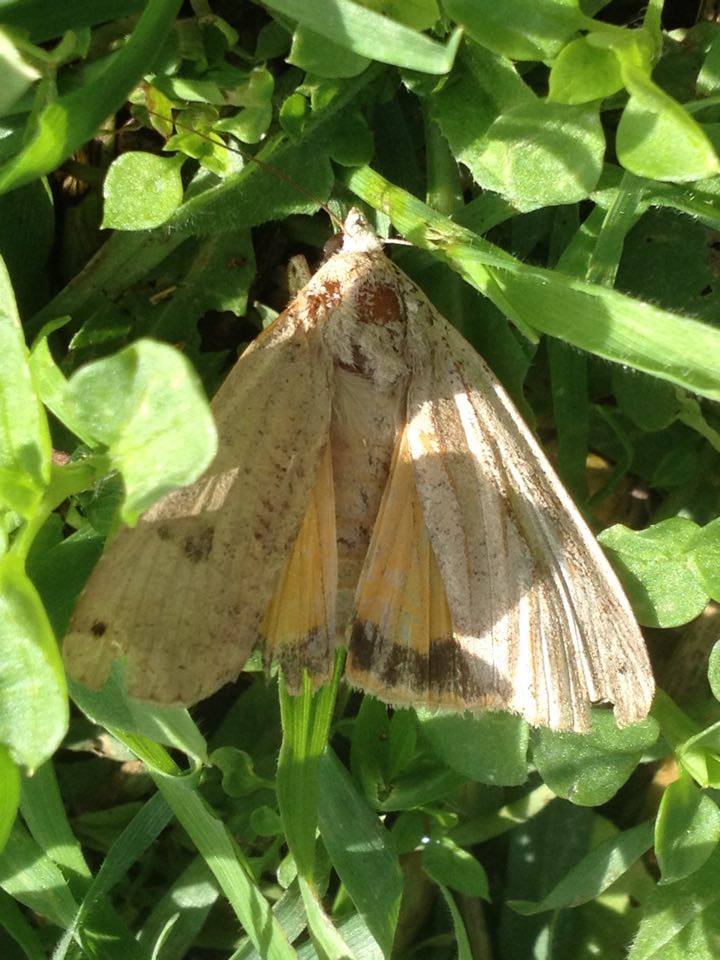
[610,368,679,432]
[617,65,720,183]
[422,836,489,898]
[532,710,659,806]
[655,773,720,884]
[417,710,529,785]
[102,152,184,230]
[214,68,275,144]
[509,820,653,913]
[599,518,709,628]
[443,0,585,61]
[0,0,184,195]
[628,845,720,960]
[0,745,19,854]
[211,747,274,797]
[651,690,720,790]
[474,101,605,210]
[0,255,50,514]
[64,339,217,524]
[363,0,440,30]
[549,35,623,104]
[0,555,67,771]
[687,518,720,602]
[318,750,403,957]
[288,26,370,78]
[343,165,720,401]
[430,42,533,189]
[261,0,461,73]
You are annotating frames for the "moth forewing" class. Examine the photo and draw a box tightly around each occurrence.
[64,271,335,704]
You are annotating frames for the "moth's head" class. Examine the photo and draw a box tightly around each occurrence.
[336,207,383,256]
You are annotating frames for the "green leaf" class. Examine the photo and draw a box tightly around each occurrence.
[0,29,40,118]
[71,667,207,765]
[0,745,19,854]
[617,65,720,183]
[422,836,489,898]
[532,710,659,806]
[0,0,184,195]
[598,518,709,628]
[0,886,47,960]
[0,821,77,927]
[509,820,653,913]
[417,709,529,785]
[655,773,720,884]
[687,518,720,603]
[709,641,720,702]
[549,35,623,104]
[64,339,217,524]
[102,152,184,231]
[250,805,283,837]
[430,42,534,189]
[52,792,174,960]
[443,0,585,61]
[386,709,417,779]
[27,525,103,637]
[628,844,720,960]
[0,555,67,771]
[474,100,605,210]
[288,26,370,78]
[116,732,298,960]
[214,68,275,144]
[610,368,679,432]
[0,179,54,318]
[317,749,403,957]
[0,255,50,514]
[211,747,273,797]
[261,0,461,74]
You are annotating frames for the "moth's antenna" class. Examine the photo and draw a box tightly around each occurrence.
[144,109,346,234]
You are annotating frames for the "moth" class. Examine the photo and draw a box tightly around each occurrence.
[64,209,654,732]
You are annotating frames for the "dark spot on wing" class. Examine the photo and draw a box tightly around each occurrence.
[183,527,215,563]
[156,525,171,540]
[91,620,107,637]
[355,280,403,326]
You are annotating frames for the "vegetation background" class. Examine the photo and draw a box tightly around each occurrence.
[1,0,720,957]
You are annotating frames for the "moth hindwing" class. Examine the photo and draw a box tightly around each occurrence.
[64,210,654,731]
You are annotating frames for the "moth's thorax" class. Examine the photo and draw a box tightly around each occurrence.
[308,251,410,388]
